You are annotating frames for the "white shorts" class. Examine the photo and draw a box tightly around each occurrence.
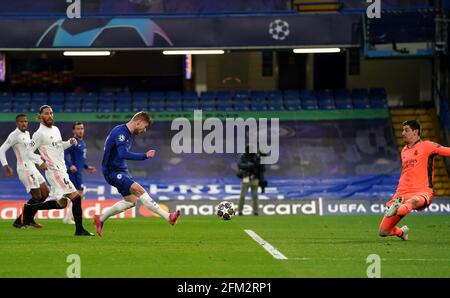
[17,168,46,193]
[45,169,77,199]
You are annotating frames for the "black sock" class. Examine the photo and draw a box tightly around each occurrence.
[71,195,84,232]
[25,201,63,223]
[26,198,42,222]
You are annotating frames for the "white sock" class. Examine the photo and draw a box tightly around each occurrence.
[100,200,135,222]
[64,202,73,221]
[138,192,169,221]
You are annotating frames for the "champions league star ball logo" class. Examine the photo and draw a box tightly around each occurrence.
[118,135,126,142]
[36,18,173,47]
[269,19,290,41]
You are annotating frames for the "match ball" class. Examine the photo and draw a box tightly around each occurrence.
[216,201,235,220]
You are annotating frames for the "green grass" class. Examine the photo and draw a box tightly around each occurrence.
[1,215,450,278]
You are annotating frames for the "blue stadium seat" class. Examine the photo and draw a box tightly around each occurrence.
[30,101,46,112]
[64,101,80,112]
[133,91,150,101]
[132,99,148,112]
[149,91,165,104]
[284,101,301,110]
[166,91,182,102]
[318,102,336,110]
[81,102,97,112]
[250,101,268,111]
[267,91,283,102]
[183,101,199,111]
[302,101,319,110]
[200,91,216,102]
[352,98,371,108]
[369,88,387,108]
[182,91,198,102]
[0,101,11,112]
[369,88,387,101]
[65,92,82,102]
[334,89,351,101]
[267,100,284,111]
[216,101,234,111]
[148,102,166,112]
[299,90,317,101]
[115,102,131,112]
[84,92,98,103]
[200,99,216,111]
[250,90,267,102]
[49,92,65,101]
[234,90,249,101]
[114,94,132,106]
[98,102,115,112]
[48,97,65,105]
[0,92,14,101]
[50,103,64,112]
[284,90,300,102]
[317,90,334,105]
[335,99,353,109]
[234,100,250,111]
[351,88,369,101]
[32,92,48,101]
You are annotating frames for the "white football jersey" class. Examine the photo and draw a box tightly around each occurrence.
[31,123,73,172]
[0,128,42,170]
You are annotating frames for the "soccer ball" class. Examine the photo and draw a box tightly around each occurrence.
[268,19,290,40]
[216,201,235,220]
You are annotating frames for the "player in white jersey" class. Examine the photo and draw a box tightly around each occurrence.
[0,114,49,228]
[22,105,94,236]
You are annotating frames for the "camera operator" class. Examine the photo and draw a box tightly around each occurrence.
[237,145,267,216]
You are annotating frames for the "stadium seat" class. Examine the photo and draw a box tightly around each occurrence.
[250,90,267,102]
[299,90,317,102]
[216,101,234,111]
[234,100,250,111]
[302,100,319,110]
[250,101,268,111]
[183,100,199,111]
[84,92,99,103]
[64,101,81,112]
[317,90,334,104]
[149,91,166,104]
[166,91,182,102]
[334,89,353,109]
[0,101,11,112]
[133,91,150,101]
[115,101,131,112]
[182,91,198,102]
[234,90,249,101]
[132,99,148,112]
[284,101,301,110]
[65,92,82,102]
[200,91,216,102]
[200,100,216,111]
[217,90,233,101]
[50,103,64,112]
[98,102,115,112]
[81,102,97,112]
[0,92,14,101]
[267,90,283,102]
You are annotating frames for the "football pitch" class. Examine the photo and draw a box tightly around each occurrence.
[1,215,450,278]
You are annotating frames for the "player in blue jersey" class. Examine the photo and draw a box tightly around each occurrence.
[63,122,97,224]
[93,111,180,236]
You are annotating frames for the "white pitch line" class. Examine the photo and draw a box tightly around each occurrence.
[244,229,288,260]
